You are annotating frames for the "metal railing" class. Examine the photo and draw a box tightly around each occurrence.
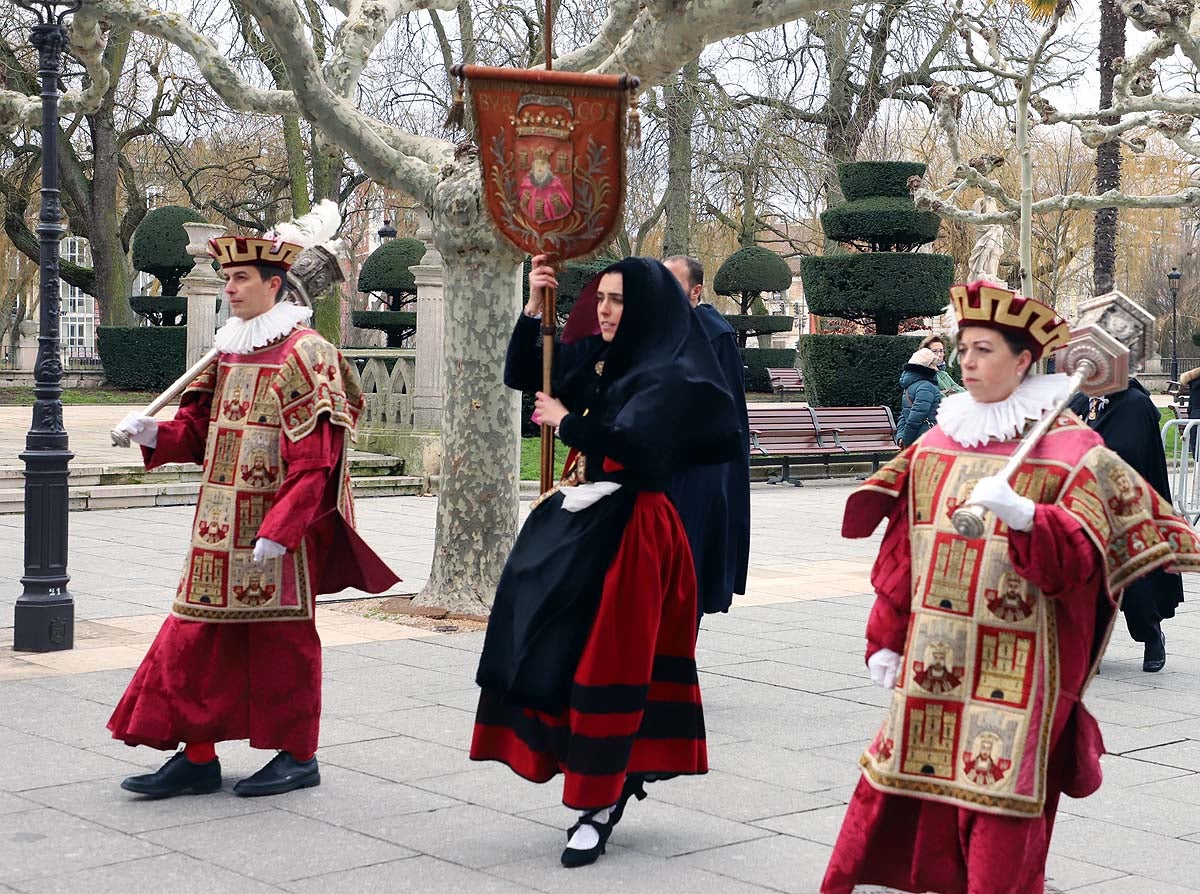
[60,345,103,371]
[1162,417,1200,524]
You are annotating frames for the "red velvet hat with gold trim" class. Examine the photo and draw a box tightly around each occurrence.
[207,235,303,272]
[950,280,1070,361]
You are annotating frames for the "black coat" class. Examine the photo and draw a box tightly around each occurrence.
[668,304,751,615]
[1068,379,1183,623]
[477,259,745,710]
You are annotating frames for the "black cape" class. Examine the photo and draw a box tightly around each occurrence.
[668,304,751,615]
[477,258,744,710]
[1068,379,1183,636]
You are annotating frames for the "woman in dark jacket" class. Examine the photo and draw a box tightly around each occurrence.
[471,255,744,868]
[896,347,942,447]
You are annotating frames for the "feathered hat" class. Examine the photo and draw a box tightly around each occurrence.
[208,201,342,274]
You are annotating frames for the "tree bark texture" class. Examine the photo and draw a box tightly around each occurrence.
[414,152,523,614]
[1094,0,1125,295]
[662,60,699,257]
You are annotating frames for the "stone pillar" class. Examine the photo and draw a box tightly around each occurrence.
[412,206,445,430]
[17,319,38,371]
[180,222,228,367]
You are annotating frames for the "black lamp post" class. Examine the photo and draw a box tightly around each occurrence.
[14,0,80,653]
[377,219,397,242]
[1169,266,1183,382]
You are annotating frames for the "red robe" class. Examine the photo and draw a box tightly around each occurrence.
[823,419,1200,894]
[108,350,397,756]
[470,488,706,810]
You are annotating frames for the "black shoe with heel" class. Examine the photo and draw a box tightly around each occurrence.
[560,810,615,868]
[608,774,648,829]
[120,751,221,798]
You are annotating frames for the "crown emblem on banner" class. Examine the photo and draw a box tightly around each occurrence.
[949,281,1071,360]
[514,106,574,141]
[208,236,303,271]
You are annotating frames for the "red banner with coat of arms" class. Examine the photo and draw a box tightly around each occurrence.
[452,65,637,262]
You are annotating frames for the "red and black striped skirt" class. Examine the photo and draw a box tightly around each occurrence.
[470,491,707,809]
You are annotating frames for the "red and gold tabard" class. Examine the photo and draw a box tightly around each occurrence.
[856,413,1200,817]
[172,328,362,623]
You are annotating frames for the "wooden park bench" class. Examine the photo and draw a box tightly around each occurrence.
[808,406,900,473]
[747,405,843,486]
[766,367,805,398]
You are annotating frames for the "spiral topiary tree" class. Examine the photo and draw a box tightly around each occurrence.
[712,245,795,392]
[798,161,954,410]
[129,205,206,326]
[352,237,426,346]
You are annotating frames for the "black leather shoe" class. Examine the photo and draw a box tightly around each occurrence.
[1144,630,1167,673]
[120,751,221,798]
[560,810,614,868]
[233,752,320,797]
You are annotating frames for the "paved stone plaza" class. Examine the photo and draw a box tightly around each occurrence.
[3,414,1200,891]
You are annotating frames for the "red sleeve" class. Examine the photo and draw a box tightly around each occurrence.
[256,418,344,551]
[1007,504,1103,599]
[141,391,213,469]
[865,498,913,662]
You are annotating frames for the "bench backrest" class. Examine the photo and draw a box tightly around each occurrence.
[746,406,823,451]
[766,367,803,386]
[810,406,897,449]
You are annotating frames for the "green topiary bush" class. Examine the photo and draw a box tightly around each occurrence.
[350,310,417,347]
[836,161,927,202]
[131,205,206,296]
[798,334,923,414]
[798,160,952,407]
[358,238,426,309]
[97,327,187,390]
[725,315,795,337]
[713,246,793,313]
[129,295,188,327]
[801,253,954,335]
[819,197,942,251]
[742,347,796,393]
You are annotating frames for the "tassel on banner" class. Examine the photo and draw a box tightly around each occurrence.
[444,68,466,131]
[627,91,641,150]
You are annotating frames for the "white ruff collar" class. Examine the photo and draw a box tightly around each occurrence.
[213,302,313,354]
[937,373,1072,448]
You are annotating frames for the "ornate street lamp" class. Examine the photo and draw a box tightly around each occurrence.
[377,219,397,242]
[14,0,81,653]
[1169,266,1183,382]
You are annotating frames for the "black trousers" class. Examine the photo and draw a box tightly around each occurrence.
[1121,570,1183,643]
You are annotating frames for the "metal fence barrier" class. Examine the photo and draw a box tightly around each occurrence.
[1163,418,1200,524]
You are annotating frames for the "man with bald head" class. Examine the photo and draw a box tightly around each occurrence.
[664,255,750,625]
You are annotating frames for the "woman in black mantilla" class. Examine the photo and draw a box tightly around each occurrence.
[470,255,744,868]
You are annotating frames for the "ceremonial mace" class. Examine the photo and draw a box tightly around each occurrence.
[110,244,344,447]
[951,290,1156,538]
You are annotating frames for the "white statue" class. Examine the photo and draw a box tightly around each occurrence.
[968,195,1005,284]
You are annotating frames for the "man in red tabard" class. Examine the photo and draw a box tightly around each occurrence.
[822,281,1200,894]
[107,225,397,799]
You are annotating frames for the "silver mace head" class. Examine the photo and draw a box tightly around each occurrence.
[286,243,345,309]
[949,289,1155,540]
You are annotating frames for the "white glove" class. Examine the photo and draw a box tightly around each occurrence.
[252,538,288,563]
[868,648,902,690]
[116,412,158,448]
[969,475,1036,533]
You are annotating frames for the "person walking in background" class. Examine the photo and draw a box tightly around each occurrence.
[922,334,966,395]
[895,347,942,448]
[1069,378,1182,671]
[663,255,751,625]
